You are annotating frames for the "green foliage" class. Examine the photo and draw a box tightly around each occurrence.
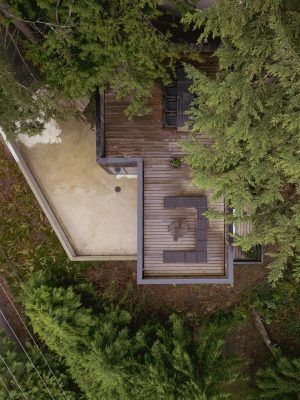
[11,0,185,117]
[252,278,300,343]
[0,51,61,140]
[170,156,182,168]
[134,312,246,400]
[182,0,300,283]
[0,332,77,400]
[21,273,246,400]
[253,350,300,399]
[0,144,85,290]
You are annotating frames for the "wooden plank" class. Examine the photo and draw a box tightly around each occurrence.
[104,55,226,279]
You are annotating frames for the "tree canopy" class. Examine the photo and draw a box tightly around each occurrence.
[0,332,76,400]
[0,50,62,140]
[4,0,191,117]
[21,272,246,400]
[0,0,196,139]
[253,350,300,400]
[182,0,300,283]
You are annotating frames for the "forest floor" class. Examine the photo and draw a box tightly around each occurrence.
[1,139,298,395]
[86,260,271,389]
[86,261,267,317]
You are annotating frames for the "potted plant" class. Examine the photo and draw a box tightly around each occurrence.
[170,157,182,168]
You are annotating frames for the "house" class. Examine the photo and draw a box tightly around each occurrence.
[3,54,262,285]
[96,54,262,284]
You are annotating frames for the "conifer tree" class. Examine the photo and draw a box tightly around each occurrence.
[22,273,246,400]
[0,332,77,400]
[182,0,300,283]
[0,51,61,139]
[6,0,186,117]
[133,313,245,400]
[254,351,300,399]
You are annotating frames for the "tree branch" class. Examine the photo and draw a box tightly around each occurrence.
[252,309,275,355]
[6,30,37,81]
[0,2,38,44]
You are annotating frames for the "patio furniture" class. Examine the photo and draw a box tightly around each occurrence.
[163,196,208,263]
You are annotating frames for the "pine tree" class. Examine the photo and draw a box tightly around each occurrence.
[22,278,148,400]
[254,351,300,399]
[6,0,188,117]
[182,0,300,283]
[133,313,246,400]
[22,273,246,400]
[0,332,77,400]
[0,51,62,139]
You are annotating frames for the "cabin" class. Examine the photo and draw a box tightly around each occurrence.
[3,52,262,285]
[96,54,262,284]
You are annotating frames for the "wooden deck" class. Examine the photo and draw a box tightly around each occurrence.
[104,55,228,279]
[143,158,226,278]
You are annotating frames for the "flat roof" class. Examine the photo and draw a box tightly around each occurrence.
[7,118,137,259]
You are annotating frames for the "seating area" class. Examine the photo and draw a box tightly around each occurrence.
[103,83,229,282]
[163,196,208,264]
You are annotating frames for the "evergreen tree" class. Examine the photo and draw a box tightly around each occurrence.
[182,0,300,283]
[7,0,188,117]
[254,350,300,399]
[133,313,246,400]
[0,50,62,139]
[0,332,77,400]
[22,273,246,400]
[252,277,300,343]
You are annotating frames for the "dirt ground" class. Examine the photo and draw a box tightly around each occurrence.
[0,277,29,343]
[268,321,300,357]
[86,260,268,316]
[225,318,270,374]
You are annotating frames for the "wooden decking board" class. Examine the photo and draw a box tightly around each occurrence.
[104,55,227,279]
[143,158,225,278]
